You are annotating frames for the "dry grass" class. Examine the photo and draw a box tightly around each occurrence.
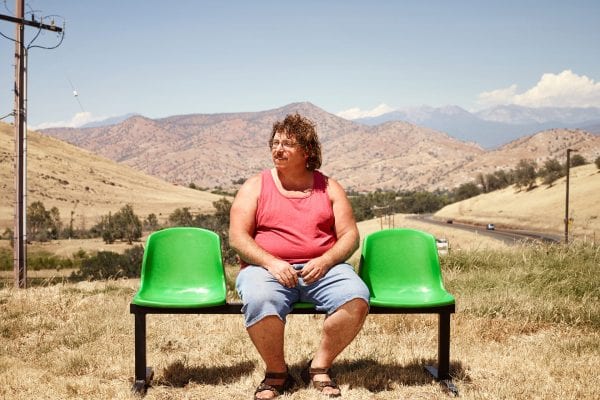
[1,241,599,399]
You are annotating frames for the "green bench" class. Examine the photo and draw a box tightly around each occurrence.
[130,227,458,396]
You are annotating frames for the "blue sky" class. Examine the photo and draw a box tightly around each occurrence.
[1,0,599,128]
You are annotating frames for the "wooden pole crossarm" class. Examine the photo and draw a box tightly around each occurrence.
[0,13,63,32]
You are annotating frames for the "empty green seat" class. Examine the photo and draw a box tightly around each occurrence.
[359,228,455,308]
[132,227,227,308]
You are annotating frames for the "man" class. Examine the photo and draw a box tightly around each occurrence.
[229,113,369,399]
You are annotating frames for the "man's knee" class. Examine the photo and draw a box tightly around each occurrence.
[340,297,369,318]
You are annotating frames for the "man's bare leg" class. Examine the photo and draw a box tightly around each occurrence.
[310,298,369,396]
[247,315,287,399]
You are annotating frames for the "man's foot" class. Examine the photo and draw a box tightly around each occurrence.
[300,361,341,398]
[254,371,295,400]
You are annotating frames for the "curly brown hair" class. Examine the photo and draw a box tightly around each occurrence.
[269,113,322,171]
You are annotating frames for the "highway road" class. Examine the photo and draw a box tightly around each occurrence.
[409,215,563,245]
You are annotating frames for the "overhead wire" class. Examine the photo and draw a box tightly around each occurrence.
[27,15,65,50]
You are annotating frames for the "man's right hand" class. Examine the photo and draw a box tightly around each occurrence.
[266,260,298,288]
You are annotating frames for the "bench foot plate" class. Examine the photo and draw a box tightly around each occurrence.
[132,367,154,395]
[425,366,459,397]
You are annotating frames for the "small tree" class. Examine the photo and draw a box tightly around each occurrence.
[144,213,159,232]
[27,201,61,241]
[112,204,142,244]
[3,228,13,248]
[72,245,143,280]
[514,159,538,191]
[100,212,116,244]
[169,207,194,226]
[595,155,600,170]
[570,154,587,167]
[453,182,481,201]
[95,205,142,244]
[541,158,564,187]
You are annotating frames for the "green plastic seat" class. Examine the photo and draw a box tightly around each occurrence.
[132,227,227,308]
[359,228,455,308]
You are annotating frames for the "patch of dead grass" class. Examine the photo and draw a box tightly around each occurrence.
[1,278,599,399]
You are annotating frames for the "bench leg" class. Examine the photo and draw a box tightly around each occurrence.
[425,312,458,396]
[132,312,153,394]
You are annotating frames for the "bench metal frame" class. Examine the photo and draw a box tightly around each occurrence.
[130,302,457,396]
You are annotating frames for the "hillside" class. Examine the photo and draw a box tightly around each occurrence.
[41,102,600,192]
[439,128,600,190]
[434,164,600,237]
[41,102,486,192]
[0,123,228,231]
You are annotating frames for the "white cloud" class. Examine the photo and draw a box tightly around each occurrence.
[477,84,518,107]
[336,103,395,120]
[477,70,600,108]
[30,112,105,130]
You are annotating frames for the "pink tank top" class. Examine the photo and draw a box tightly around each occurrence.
[253,169,336,265]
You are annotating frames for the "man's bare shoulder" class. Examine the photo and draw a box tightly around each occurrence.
[320,173,346,200]
[235,172,262,199]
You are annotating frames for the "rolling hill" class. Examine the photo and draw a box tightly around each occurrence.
[0,122,228,231]
[41,102,600,192]
[434,163,600,237]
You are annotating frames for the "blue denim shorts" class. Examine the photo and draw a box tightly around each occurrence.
[235,263,370,327]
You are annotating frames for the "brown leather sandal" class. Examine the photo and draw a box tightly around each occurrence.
[254,371,295,400]
[300,361,342,398]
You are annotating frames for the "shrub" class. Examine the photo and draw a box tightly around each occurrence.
[71,245,144,281]
[570,153,587,167]
[0,248,11,271]
[94,205,142,244]
[27,201,62,241]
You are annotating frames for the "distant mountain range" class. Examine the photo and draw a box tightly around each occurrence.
[80,113,140,128]
[354,105,600,148]
[39,102,600,193]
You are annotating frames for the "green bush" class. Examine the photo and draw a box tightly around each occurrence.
[0,248,11,271]
[71,245,144,281]
[27,251,75,271]
[93,204,143,244]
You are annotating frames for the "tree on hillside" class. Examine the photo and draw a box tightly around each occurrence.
[95,205,142,244]
[144,213,159,232]
[113,204,143,244]
[488,170,512,191]
[514,159,538,191]
[595,156,600,170]
[97,213,115,244]
[453,182,481,201]
[3,228,13,248]
[27,201,62,242]
[169,207,194,226]
[475,173,488,193]
[404,191,449,213]
[540,158,564,187]
[570,154,587,167]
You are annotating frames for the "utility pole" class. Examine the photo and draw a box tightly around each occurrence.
[564,148,578,244]
[14,0,27,288]
[1,0,63,288]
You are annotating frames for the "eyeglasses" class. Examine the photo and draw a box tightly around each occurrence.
[270,139,297,150]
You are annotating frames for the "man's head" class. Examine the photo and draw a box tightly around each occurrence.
[269,113,322,171]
